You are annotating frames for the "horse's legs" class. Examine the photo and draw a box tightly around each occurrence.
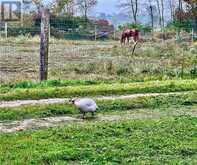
[125,36,129,44]
[132,36,135,43]
[121,36,126,45]
[123,38,125,44]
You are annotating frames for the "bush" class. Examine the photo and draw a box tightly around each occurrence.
[34,15,95,39]
[118,23,152,33]
[6,27,40,37]
[190,67,197,76]
[167,20,193,32]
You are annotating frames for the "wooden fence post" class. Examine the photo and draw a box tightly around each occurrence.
[40,8,49,81]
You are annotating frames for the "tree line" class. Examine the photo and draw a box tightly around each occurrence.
[118,0,196,31]
[28,0,196,31]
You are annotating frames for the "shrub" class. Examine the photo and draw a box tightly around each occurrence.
[118,23,152,33]
[6,27,40,37]
[190,67,197,76]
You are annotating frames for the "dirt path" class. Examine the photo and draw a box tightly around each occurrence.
[1,111,197,133]
[0,91,189,108]
[0,91,195,133]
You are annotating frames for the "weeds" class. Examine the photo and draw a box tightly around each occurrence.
[0,39,196,83]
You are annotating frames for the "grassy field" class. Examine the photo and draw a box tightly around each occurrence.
[0,36,197,83]
[0,37,197,164]
[0,117,197,164]
[1,79,197,100]
[0,82,196,164]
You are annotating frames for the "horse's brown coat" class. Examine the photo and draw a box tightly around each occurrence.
[121,29,139,44]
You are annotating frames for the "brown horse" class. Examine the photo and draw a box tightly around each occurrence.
[121,29,139,44]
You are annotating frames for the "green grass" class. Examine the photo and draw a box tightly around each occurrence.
[0,79,111,90]
[1,79,197,101]
[0,91,196,121]
[0,116,197,164]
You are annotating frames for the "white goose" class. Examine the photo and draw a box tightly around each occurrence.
[70,98,98,119]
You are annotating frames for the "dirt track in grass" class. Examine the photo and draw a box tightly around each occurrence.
[1,110,197,133]
[0,91,190,108]
[0,91,196,133]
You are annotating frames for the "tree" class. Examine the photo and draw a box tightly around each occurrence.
[31,0,42,12]
[178,0,183,24]
[155,0,162,28]
[76,0,97,20]
[130,0,138,24]
[155,0,165,29]
[172,0,196,31]
[119,0,139,24]
[160,0,165,29]
[51,0,74,16]
[146,0,157,29]
[183,0,197,31]
[155,0,166,39]
[168,0,176,21]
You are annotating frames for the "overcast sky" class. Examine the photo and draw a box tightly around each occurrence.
[94,0,118,14]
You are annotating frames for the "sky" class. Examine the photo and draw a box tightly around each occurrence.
[94,0,118,14]
[0,0,119,14]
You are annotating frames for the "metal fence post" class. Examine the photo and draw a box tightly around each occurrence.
[191,28,194,43]
[40,8,50,81]
[113,29,116,40]
[95,25,97,41]
[49,24,51,40]
[5,22,7,38]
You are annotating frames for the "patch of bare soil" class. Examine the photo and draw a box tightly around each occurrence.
[0,98,67,108]
[0,92,188,108]
[1,110,197,133]
[0,116,81,133]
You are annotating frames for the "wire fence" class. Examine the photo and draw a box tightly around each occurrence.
[0,14,197,84]
[0,17,118,83]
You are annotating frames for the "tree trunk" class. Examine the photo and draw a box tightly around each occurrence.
[178,0,183,24]
[84,0,88,21]
[156,0,162,29]
[160,0,164,29]
[130,0,138,24]
[160,0,165,39]
[150,5,154,29]
[84,9,87,20]
[168,0,175,22]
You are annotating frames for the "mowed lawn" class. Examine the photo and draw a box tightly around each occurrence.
[0,116,197,164]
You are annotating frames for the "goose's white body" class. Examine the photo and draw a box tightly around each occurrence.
[74,98,98,113]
